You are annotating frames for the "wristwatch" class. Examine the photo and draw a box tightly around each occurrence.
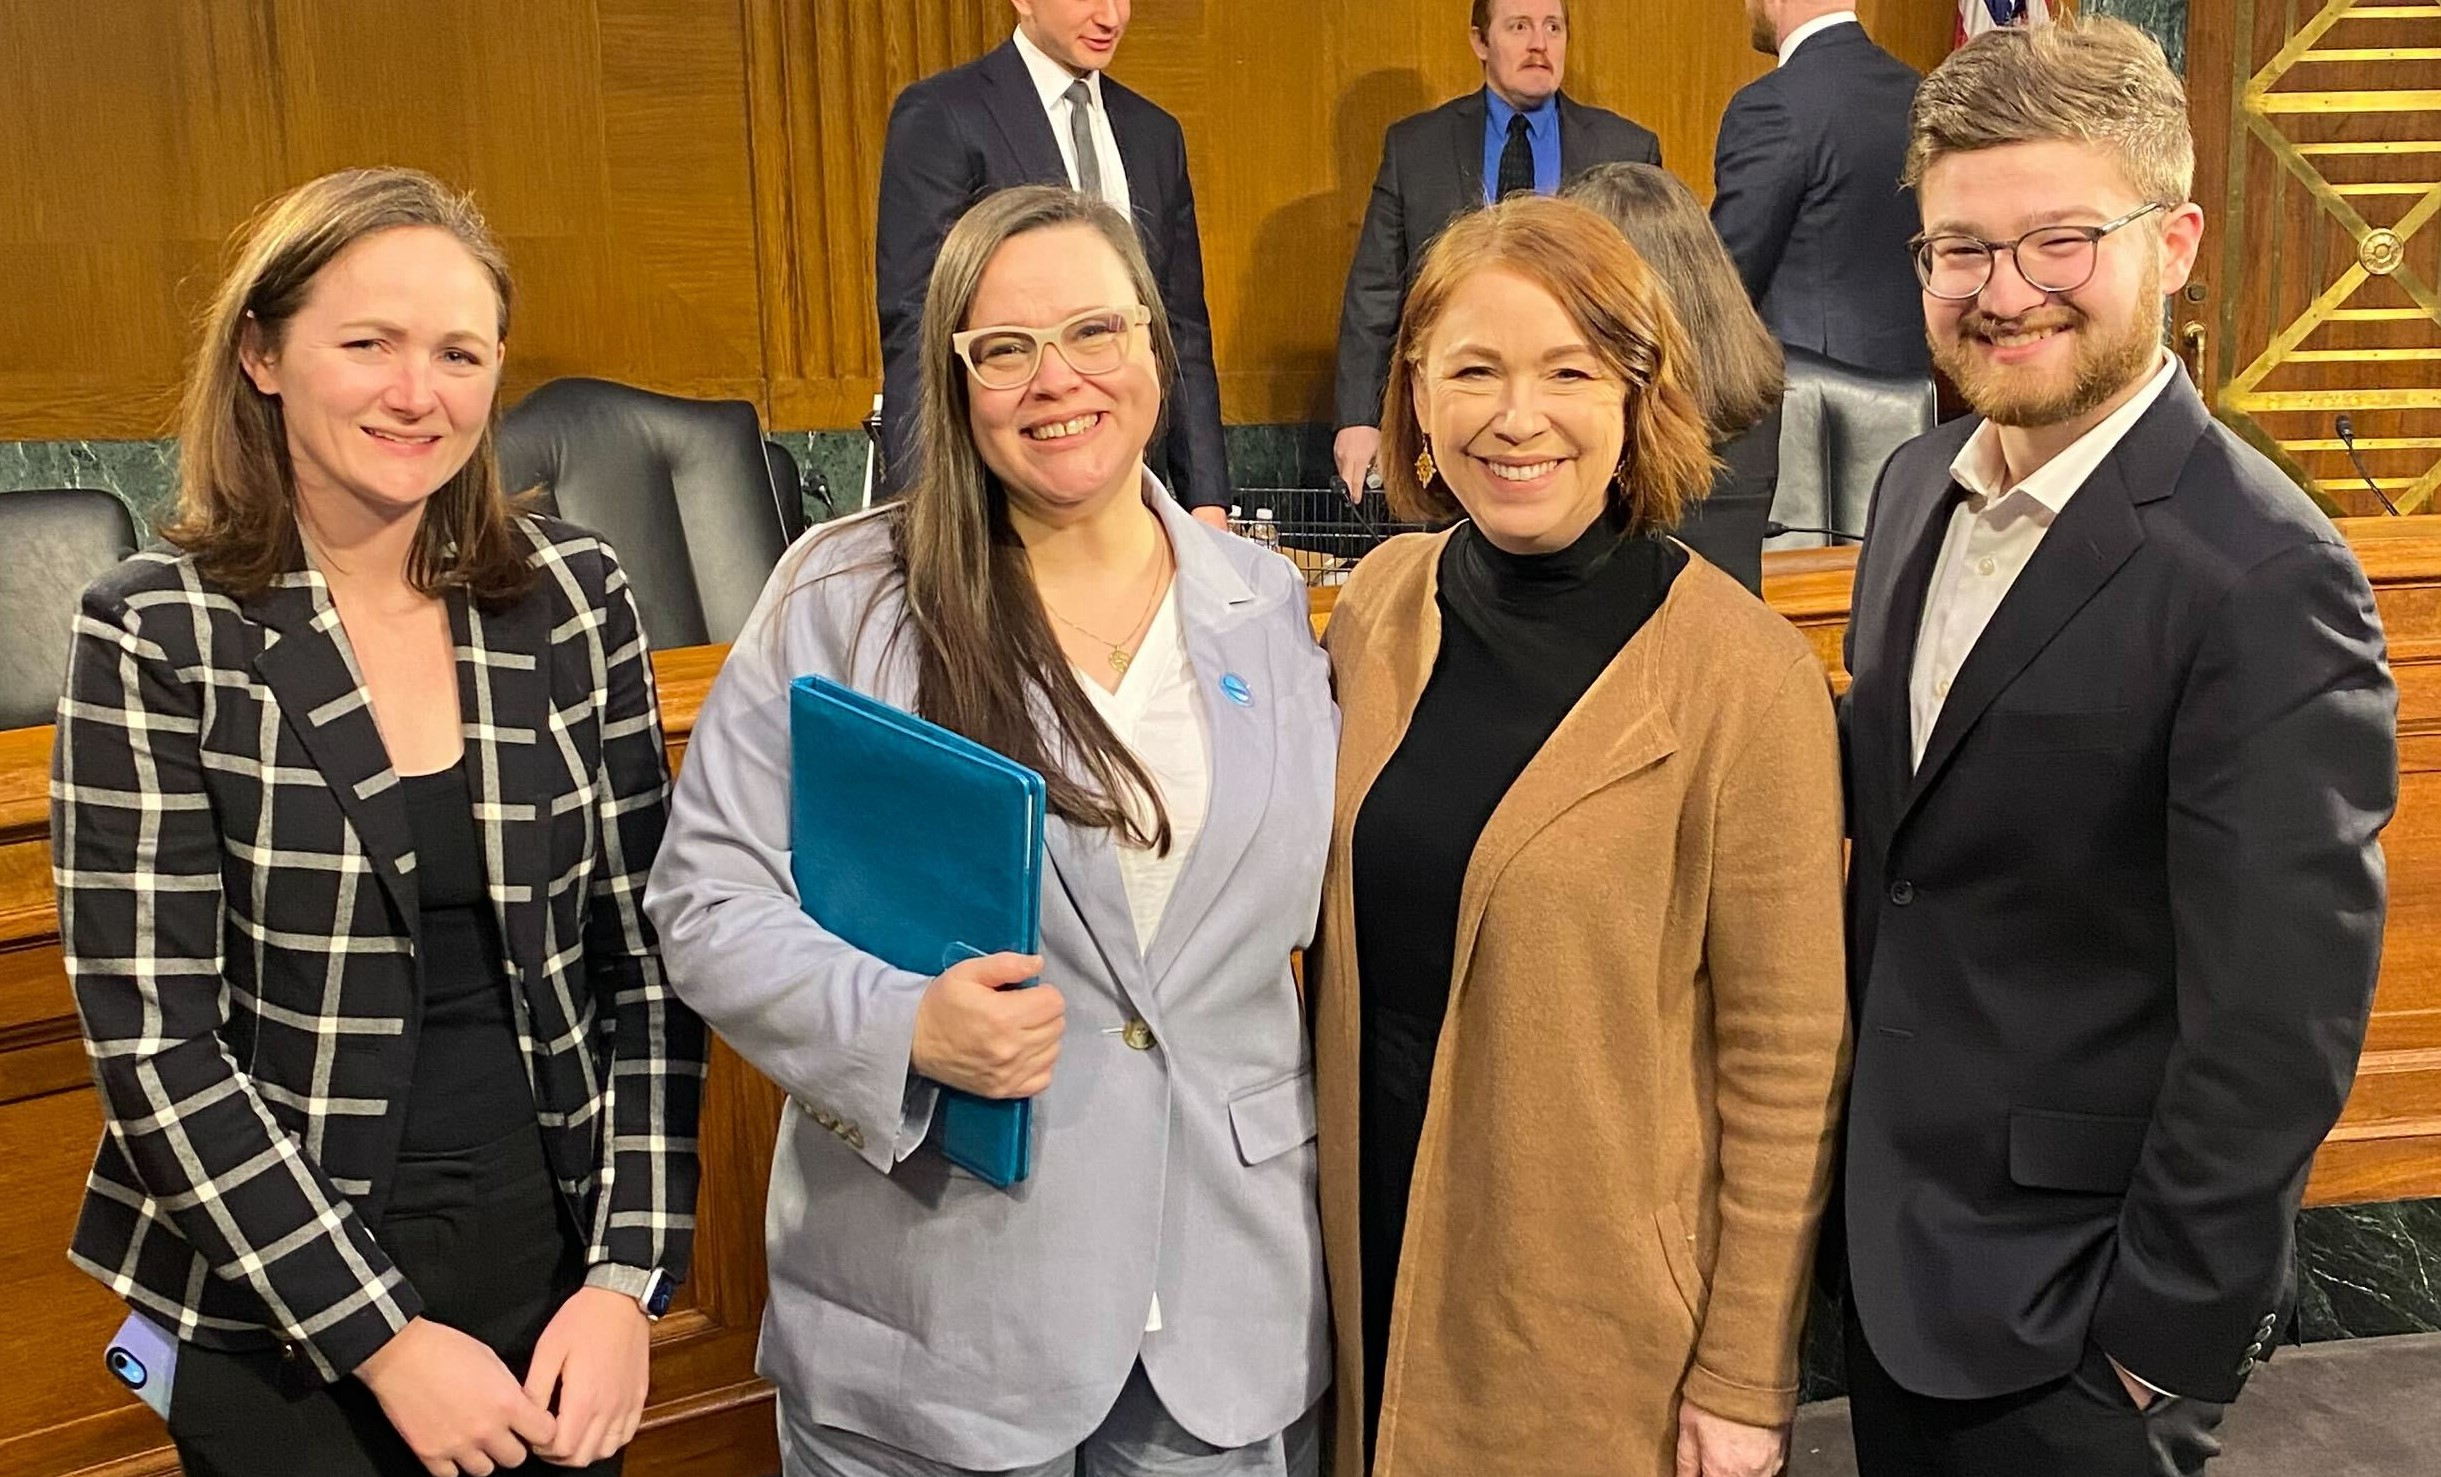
[586,1263,675,1321]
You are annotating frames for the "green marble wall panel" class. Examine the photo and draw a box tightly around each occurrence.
[2089,0,2186,76]
[0,439,178,528]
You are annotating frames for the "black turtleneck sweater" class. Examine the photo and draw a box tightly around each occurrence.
[1349,507,1686,1449]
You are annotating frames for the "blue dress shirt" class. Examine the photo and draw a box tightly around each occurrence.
[1482,88,1561,202]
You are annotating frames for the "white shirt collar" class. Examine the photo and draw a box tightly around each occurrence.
[1949,349,2182,514]
[1779,11,1859,66]
[1013,25,1099,112]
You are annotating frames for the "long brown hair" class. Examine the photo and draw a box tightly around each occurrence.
[1378,194,1716,534]
[162,167,532,604]
[1563,162,1785,439]
[885,185,1181,852]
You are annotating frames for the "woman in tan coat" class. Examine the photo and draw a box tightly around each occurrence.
[1313,195,1849,1477]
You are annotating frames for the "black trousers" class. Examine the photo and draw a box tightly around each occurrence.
[169,1122,620,1477]
[1844,1299,2227,1477]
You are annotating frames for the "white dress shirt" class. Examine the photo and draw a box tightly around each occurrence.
[1012,26,1134,218]
[1909,350,2180,768]
[1075,580,1208,1334]
[1779,10,1859,65]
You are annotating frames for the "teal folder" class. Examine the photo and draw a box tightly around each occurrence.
[788,674,1047,1187]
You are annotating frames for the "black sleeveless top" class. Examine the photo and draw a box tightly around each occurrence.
[399,760,537,1153]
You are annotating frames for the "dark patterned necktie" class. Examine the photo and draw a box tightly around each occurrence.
[1498,112,1535,199]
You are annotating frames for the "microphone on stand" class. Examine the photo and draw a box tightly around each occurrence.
[2336,414,2403,516]
[1765,520,1865,543]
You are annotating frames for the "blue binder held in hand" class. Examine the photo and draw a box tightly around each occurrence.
[788,675,1047,1187]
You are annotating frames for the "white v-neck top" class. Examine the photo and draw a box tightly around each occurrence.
[1076,582,1210,954]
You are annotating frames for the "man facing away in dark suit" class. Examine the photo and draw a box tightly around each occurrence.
[1838,18,2397,1477]
[1329,0,1660,497]
[1713,2,1928,378]
[876,0,1231,526]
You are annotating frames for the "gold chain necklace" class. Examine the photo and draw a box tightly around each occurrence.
[1044,537,1170,674]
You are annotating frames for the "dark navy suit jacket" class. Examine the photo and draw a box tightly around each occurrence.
[875,41,1227,508]
[1712,22,1928,377]
[1839,371,2395,1405]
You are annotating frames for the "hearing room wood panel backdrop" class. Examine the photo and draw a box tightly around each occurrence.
[0,0,1953,443]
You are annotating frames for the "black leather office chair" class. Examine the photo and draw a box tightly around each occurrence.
[0,488,139,731]
[498,378,794,649]
[764,439,811,543]
[1770,347,1938,551]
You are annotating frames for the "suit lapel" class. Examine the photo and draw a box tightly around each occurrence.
[1102,82,1163,242]
[1449,90,1488,209]
[1448,590,1677,1000]
[247,570,419,926]
[978,40,1068,184]
[1899,456,2146,825]
[1868,462,1968,830]
[1043,811,1149,1009]
[1556,91,1588,176]
[454,587,553,1000]
[1143,497,1266,992]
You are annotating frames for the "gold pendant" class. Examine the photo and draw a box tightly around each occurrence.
[1110,646,1132,673]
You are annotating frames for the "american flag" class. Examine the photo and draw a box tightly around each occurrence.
[1957,0,2052,48]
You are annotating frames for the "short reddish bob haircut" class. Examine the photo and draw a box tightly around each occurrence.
[1378,193,1715,534]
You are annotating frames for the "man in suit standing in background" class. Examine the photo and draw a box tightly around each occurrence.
[876,0,1232,526]
[1838,18,2396,1475]
[1330,0,1660,497]
[1714,2,1928,378]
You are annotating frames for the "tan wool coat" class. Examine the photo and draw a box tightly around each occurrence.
[1311,532,1852,1477]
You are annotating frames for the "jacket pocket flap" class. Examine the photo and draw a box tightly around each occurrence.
[1228,1070,1318,1166]
[2008,1108,2150,1194]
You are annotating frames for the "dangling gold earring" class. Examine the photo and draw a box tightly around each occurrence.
[1414,441,1438,488]
[1614,453,1633,494]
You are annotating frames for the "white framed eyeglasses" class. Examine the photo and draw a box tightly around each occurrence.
[951,304,1152,389]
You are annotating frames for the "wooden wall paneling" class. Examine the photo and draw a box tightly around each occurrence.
[750,0,1006,430]
[2183,0,2441,514]
[259,0,770,411]
[0,1,769,443]
[2,1,1956,443]
[0,1,285,440]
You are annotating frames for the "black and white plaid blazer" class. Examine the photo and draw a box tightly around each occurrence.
[53,515,706,1383]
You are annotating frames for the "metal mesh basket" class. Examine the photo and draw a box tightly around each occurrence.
[1227,486,1427,587]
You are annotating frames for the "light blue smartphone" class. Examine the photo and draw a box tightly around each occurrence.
[104,1310,178,1421]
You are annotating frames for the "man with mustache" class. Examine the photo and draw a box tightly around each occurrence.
[1836,17,2397,1476]
[876,0,1232,527]
[1330,0,1658,499]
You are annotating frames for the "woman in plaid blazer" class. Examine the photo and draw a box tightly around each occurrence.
[52,169,705,1477]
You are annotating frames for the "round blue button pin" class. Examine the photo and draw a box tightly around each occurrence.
[1219,673,1254,707]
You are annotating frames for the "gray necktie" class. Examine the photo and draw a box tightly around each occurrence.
[1063,79,1104,200]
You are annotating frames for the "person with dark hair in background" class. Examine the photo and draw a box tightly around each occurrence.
[1839,19,2396,1474]
[875,0,1232,528]
[1567,161,1786,595]
[54,166,704,1477]
[1714,1,1927,378]
[1331,0,1661,500]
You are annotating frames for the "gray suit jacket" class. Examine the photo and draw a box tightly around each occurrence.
[644,486,1334,1466]
[1333,88,1661,431]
